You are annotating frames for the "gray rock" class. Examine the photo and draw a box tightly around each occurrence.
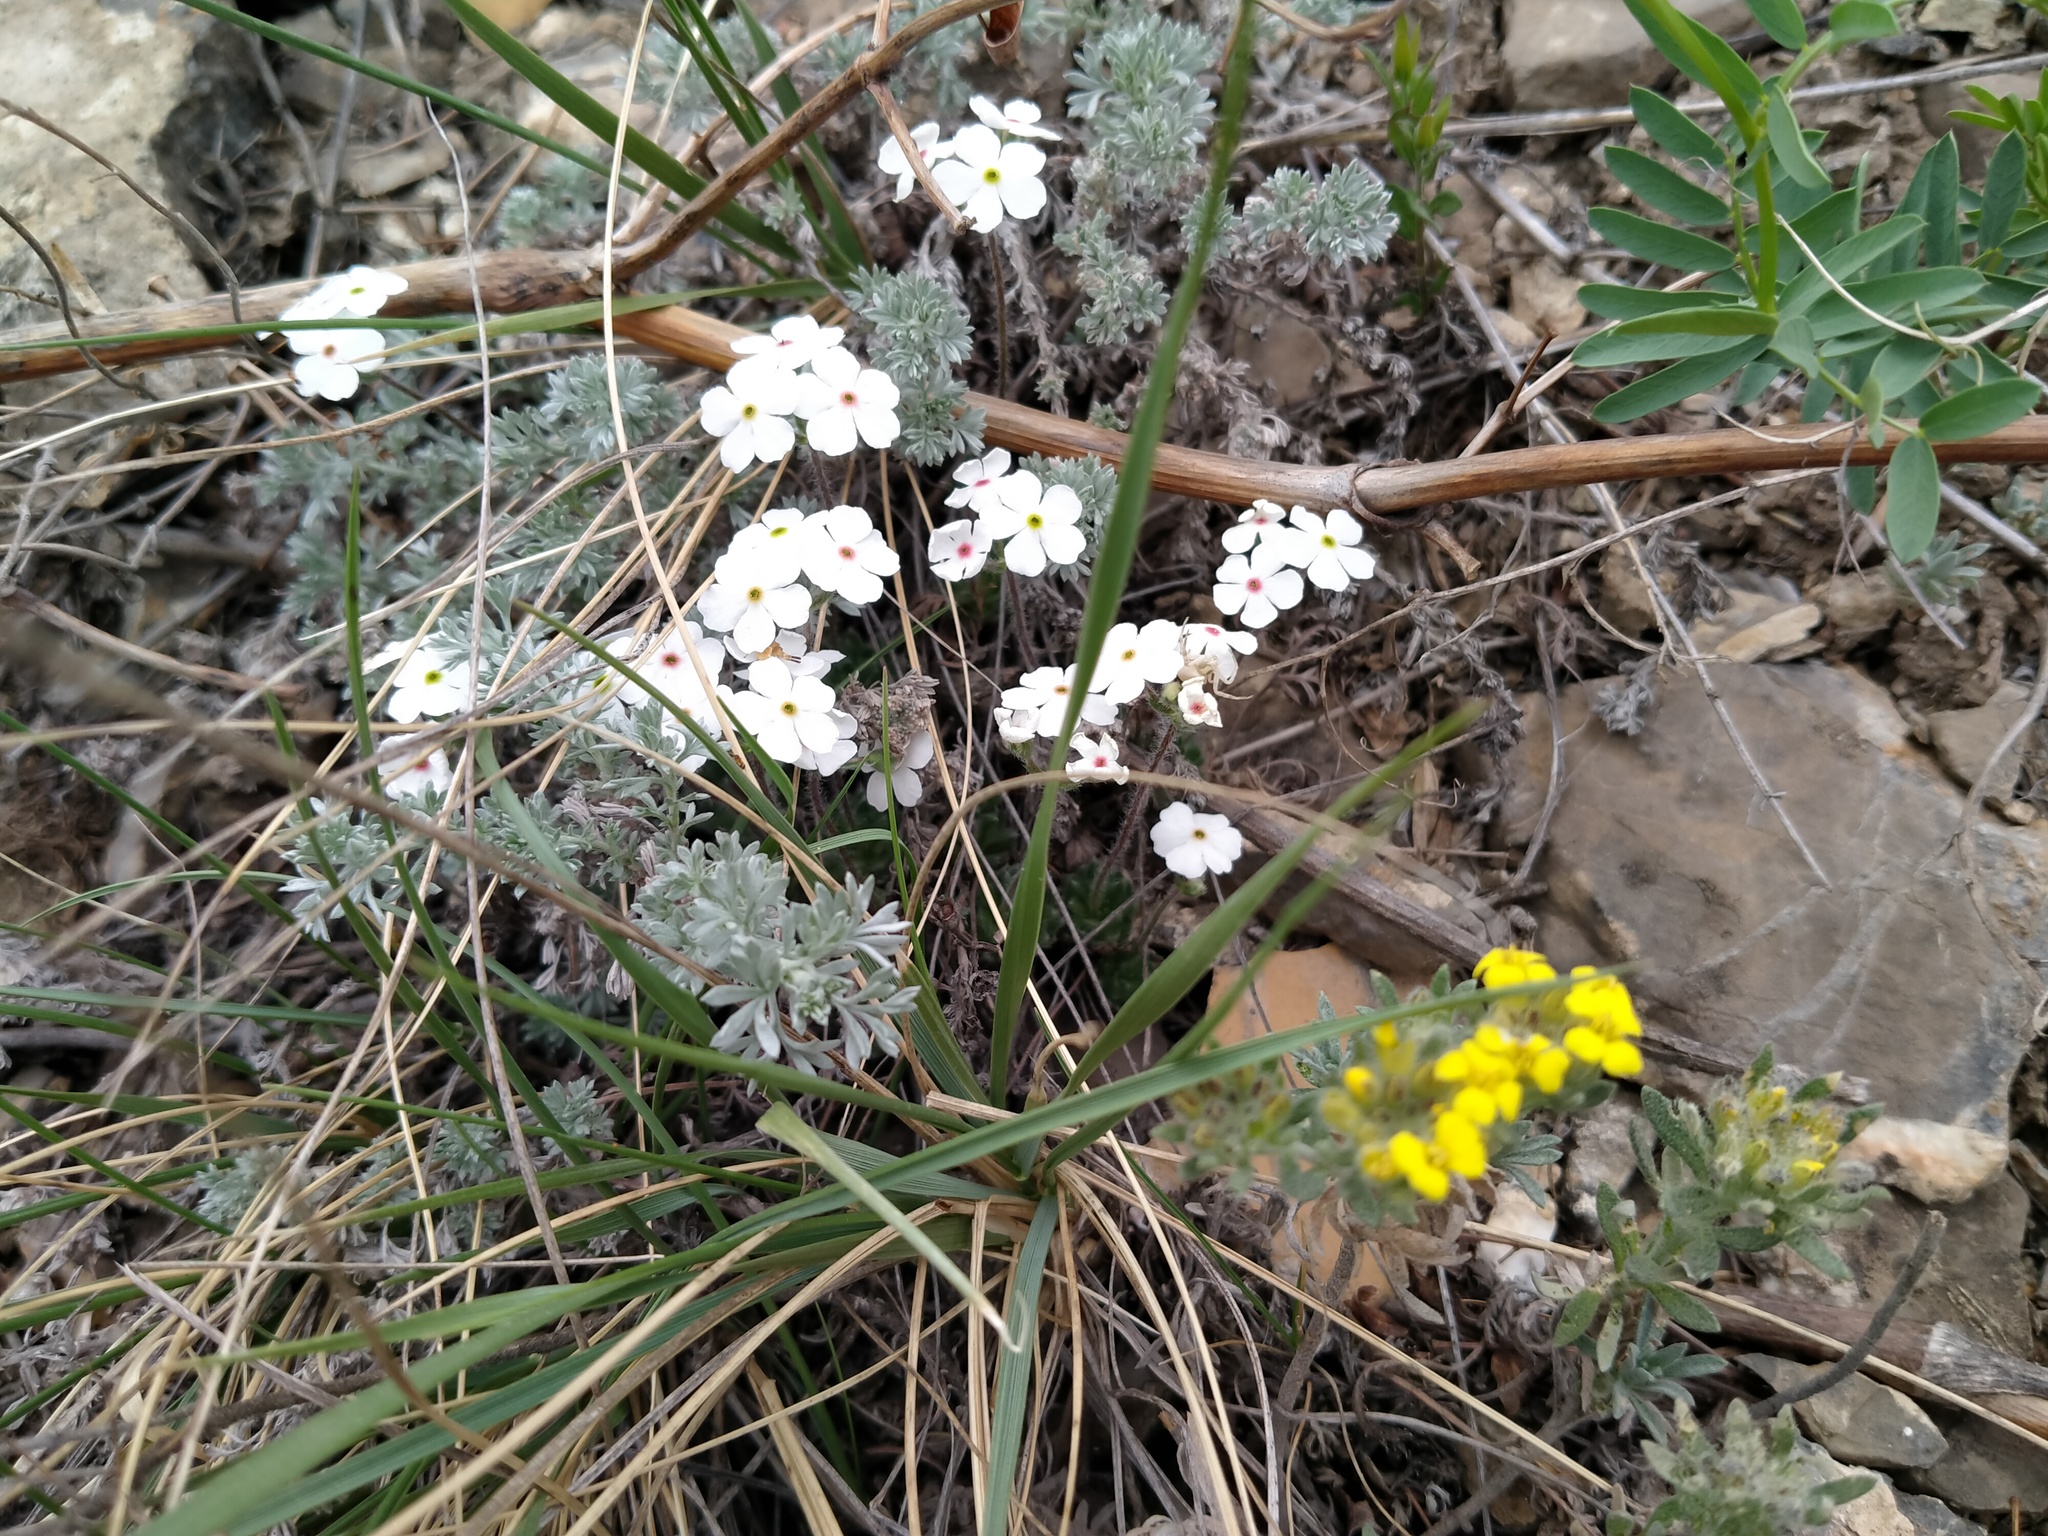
[1833,1174,2037,1361]
[1502,0,1755,110]
[1906,1413,2048,1513]
[1503,663,2048,1137]
[1563,1093,1640,1227]
[1692,591,1825,663]
[1892,1490,1988,1536]
[1919,70,2039,178]
[1925,680,2035,801]
[0,0,224,329]
[1741,1355,1949,1469]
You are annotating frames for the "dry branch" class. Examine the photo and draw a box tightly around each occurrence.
[8,255,2048,516]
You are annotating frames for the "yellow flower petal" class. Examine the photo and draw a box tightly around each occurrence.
[1563,1026,1606,1064]
[1601,1039,1644,1077]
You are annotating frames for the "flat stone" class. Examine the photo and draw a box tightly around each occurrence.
[1229,301,1333,409]
[1502,663,2048,1136]
[1502,0,1755,110]
[1916,0,2022,51]
[1837,1117,2010,1205]
[0,0,220,329]
[1906,1412,2048,1513]
[1823,570,1910,649]
[1693,593,1825,663]
[1508,258,1585,338]
[1892,1491,1988,1536]
[1925,680,2035,801]
[1741,1356,1949,1469]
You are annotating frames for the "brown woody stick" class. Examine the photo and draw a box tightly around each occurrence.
[7,256,2048,515]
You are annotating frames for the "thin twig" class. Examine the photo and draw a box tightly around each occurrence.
[0,199,133,393]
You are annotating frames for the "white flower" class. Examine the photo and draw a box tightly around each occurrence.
[800,504,900,605]
[865,729,936,808]
[1092,619,1184,705]
[1177,681,1222,728]
[947,449,1013,514]
[618,621,722,711]
[288,328,382,401]
[798,708,860,775]
[369,640,470,723]
[725,656,842,764]
[994,704,1038,745]
[969,95,1060,141]
[1212,546,1304,630]
[1066,734,1128,783]
[720,627,822,668]
[931,123,1048,233]
[876,122,953,200]
[697,550,812,654]
[796,348,900,455]
[1180,622,1258,685]
[380,733,452,800]
[1285,506,1378,592]
[277,265,406,326]
[982,472,1086,577]
[729,507,808,561]
[1151,803,1243,879]
[729,314,843,388]
[700,367,799,472]
[1000,664,1117,739]
[927,518,993,582]
[1222,498,1296,556]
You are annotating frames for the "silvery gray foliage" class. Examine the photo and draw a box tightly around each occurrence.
[537,1078,611,1161]
[1054,212,1168,346]
[432,1119,506,1186]
[192,1148,282,1226]
[280,806,442,939]
[850,268,985,465]
[1065,7,1216,211]
[633,833,919,1075]
[1241,162,1399,277]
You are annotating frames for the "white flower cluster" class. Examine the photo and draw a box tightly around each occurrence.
[992,617,1256,755]
[701,316,901,472]
[274,265,407,401]
[1212,500,1379,628]
[925,449,1089,580]
[876,95,1054,234]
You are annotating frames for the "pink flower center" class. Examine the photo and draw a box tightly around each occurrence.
[956,543,975,558]
[840,391,858,406]
[839,545,857,561]
[1245,576,1265,594]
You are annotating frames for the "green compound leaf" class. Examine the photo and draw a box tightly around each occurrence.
[1604,146,1729,226]
[1867,335,1946,405]
[1919,377,2042,441]
[1979,132,2027,253]
[1745,0,1807,49]
[1630,86,1725,166]
[1828,0,1900,40]
[1589,207,1739,273]
[1885,432,1941,562]
[1579,285,1742,321]
[1766,84,1831,191]
[1590,337,1769,422]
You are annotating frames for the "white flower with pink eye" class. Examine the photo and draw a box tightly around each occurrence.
[796,348,901,455]
[931,123,1048,233]
[1092,619,1184,705]
[618,621,722,712]
[946,449,1013,514]
[1286,506,1378,592]
[982,472,1086,577]
[865,728,936,808]
[969,95,1060,141]
[1177,681,1222,728]
[700,367,799,472]
[927,518,993,582]
[289,327,383,401]
[1151,803,1243,879]
[800,504,900,606]
[1211,546,1304,630]
[1000,664,1117,740]
[729,314,843,389]
[1179,622,1258,685]
[1222,498,1296,556]
[696,548,811,654]
[725,656,842,765]
[380,733,452,800]
[877,122,953,200]
[1066,733,1129,784]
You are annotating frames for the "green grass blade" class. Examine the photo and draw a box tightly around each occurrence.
[758,1103,1010,1344]
[989,0,1260,1102]
[982,1194,1060,1535]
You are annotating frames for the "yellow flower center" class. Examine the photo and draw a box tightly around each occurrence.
[746,586,765,602]
[780,700,799,717]
[982,166,1001,184]
[740,403,758,419]
[1025,512,1044,530]
[421,669,443,686]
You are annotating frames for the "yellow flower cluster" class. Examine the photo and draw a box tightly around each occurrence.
[1319,948,1645,1205]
